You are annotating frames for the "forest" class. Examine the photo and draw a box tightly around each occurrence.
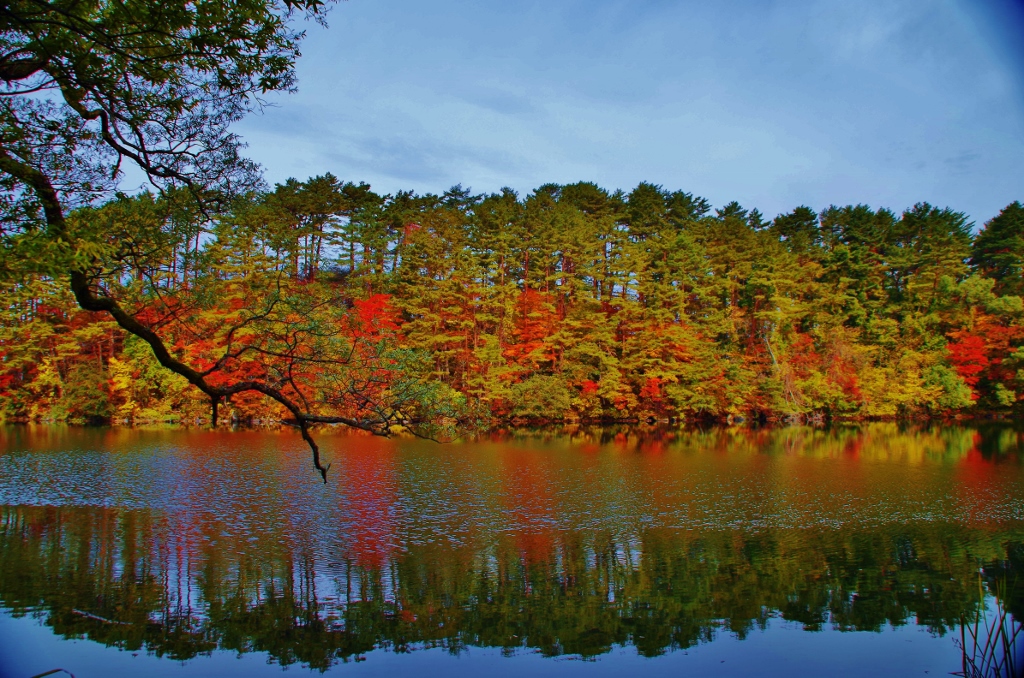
[1,178,1022,426]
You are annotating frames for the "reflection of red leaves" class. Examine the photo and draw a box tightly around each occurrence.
[345,445,397,569]
[501,450,555,567]
[515,532,554,567]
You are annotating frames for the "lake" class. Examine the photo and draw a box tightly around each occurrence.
[0,424,1022,677]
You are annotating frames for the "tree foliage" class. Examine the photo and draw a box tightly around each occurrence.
[1,5,1021,474]
[0,1,473,480]
[4,180,1022,433]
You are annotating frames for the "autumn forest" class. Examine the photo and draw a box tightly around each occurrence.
[2,177,1023,427]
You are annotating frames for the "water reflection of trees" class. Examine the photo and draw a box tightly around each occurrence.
[2,505,1022,670]
[496,422,1024,464]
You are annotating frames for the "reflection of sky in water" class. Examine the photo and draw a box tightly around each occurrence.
[0,610,966,678]
[0,424,1022,676]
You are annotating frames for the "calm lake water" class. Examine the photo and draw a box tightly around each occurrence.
[0,424,1022,678]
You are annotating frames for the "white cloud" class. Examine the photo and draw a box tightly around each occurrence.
[233,0,1024,223]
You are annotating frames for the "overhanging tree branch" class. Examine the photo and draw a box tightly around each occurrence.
[0,1,409,480]
[0,135,416,483]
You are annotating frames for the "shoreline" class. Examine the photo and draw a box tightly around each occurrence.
[2,410,1019,431]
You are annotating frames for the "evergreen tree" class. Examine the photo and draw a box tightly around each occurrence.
[972,202,1024,296]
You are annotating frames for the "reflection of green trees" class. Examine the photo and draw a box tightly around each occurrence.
[506,422,1024,464]
[2,506,1022,668]
[0,507,208,660]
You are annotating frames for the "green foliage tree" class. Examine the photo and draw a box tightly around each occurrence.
[972,202,1024,296]
[0,1,471,479]
[7,180,1024,426]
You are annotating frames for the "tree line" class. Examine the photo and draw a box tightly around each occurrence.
[4,0,1020,476]
[2,177,1022,425]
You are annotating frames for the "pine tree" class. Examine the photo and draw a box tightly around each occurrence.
[971,202,1024,296]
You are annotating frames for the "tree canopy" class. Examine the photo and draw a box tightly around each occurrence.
[3,178,1022,436]
[0,1,470,481]
[1,4,1022,479]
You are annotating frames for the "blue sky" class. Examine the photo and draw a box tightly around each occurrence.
[235,0,1024,227]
